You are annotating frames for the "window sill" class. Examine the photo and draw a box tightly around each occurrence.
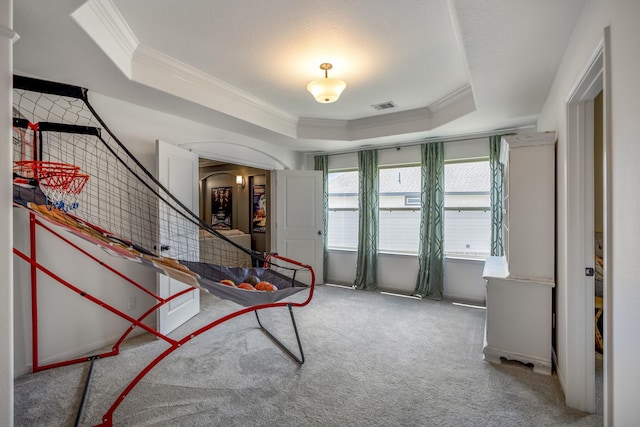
[444,256,487,263]
[327,247,357,253]
[328,249,488,263]
[378,250,418,257]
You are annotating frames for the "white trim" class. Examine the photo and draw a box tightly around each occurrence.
[71,0,139,77]
[430,84,475,112]
[566,39,605,103]
[564,40,604,414]
[483,345,553,375]
[132,44,298,135]
[179,141,291,171]
[380,291,422,300]
[72,0,300,139]
[297,84,476,141]
[0,1,13,423]
[602,26,612,427]
[0,24,19,42]
[500,132,556,148]
[309,126,534,157]
[324,283,356,289]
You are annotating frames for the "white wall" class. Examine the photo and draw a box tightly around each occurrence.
[13,208,158,376]
[327,250,486,304]
[1,0,14,424]
[86,91,303,172]
[323,138,490,303]
[537,0,640,422]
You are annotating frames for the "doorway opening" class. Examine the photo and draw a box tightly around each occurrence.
[198,158,271,255]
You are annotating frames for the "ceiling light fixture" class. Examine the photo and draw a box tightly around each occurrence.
[307,63,346,103]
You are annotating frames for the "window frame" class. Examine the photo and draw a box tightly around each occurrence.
[377,163,421,255]
[326,168,359,251]
[443,157,491,259]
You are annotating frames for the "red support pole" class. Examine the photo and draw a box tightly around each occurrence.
[14,211,201,373]
[29,212,40,372]
[15,210,315,426]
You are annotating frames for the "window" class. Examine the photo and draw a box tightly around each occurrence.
[378,165,421,254]
[444,159,490,258]
[327,170,359,250]
[327,159,491,258]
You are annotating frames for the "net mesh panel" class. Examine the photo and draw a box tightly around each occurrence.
[11,76,292,279]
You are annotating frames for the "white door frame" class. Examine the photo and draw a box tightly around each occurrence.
[564,35,608,417]
[1,2,16,425]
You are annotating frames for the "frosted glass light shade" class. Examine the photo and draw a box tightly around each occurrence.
[307,78,347,103]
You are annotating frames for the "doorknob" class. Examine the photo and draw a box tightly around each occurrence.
[317,230,322,235]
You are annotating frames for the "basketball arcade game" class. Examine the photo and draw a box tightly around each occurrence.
[11,76,315,426]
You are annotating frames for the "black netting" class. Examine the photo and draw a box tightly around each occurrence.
[12,76,309,303]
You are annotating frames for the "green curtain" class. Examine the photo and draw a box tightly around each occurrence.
[314,155,329,282]
[489,135,505,257]
[414,141,445,300]
[354,150,378,290]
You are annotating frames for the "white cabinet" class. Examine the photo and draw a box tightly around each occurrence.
[500,133,556,282]
[483,132,556,375]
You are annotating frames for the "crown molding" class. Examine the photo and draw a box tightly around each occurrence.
[298,84,476,141]
[429,84,475,112]
[71,0,138,77]
[132,44,298,138]
[72,0,476,143]
[73,0,298,138]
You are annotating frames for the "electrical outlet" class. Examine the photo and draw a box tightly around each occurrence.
[128,296,136,310]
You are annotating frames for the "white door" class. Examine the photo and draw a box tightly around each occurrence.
[274,170,324,285]
[156,140,200,335]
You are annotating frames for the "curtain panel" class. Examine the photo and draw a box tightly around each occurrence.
[354,150,378,290]
[314,155,329,281]
[489,135,505,257]
[414,141,445,300]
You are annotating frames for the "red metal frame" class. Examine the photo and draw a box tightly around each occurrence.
[13,210,315,426]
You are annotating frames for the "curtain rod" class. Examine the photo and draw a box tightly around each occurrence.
[309,125,534,157]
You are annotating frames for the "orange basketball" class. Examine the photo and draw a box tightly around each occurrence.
[256,281,278,292]
[237,282,256,291]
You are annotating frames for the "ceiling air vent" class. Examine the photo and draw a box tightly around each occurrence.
[371,101,397,111]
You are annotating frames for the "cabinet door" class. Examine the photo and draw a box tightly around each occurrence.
[500,133,556,282]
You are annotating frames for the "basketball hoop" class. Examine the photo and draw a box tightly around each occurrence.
[13,160,88,211]
[63,173,90,210]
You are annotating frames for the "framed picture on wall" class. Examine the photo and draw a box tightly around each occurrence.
[252,184,266,233]
[211,186,232,230]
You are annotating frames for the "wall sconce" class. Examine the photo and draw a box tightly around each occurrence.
[236,175,246,189]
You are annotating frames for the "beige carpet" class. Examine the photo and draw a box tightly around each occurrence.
[14,284,603,426]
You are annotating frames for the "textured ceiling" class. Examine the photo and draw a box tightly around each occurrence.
[113,0,469,121]
[12,0,585,153]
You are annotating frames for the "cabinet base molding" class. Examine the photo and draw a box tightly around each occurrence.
[482,344,552,375]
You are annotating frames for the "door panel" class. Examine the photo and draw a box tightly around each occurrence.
[275,170,324,285]
[156,140,200,335]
